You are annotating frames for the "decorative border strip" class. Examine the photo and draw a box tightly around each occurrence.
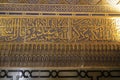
[0,0,120,5]
[0,12,120,16]
[0,43,120,67]
[0,4,120,13]
[0,43,120,51]
[0,69,120,80]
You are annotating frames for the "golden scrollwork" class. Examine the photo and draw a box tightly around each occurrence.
[0,16,120,43]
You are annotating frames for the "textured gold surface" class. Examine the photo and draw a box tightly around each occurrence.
[0,1,120,80]
[0,15,119,67]
[0,0,120,67]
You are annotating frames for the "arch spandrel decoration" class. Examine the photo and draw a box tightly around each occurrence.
[0,0,120,80]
